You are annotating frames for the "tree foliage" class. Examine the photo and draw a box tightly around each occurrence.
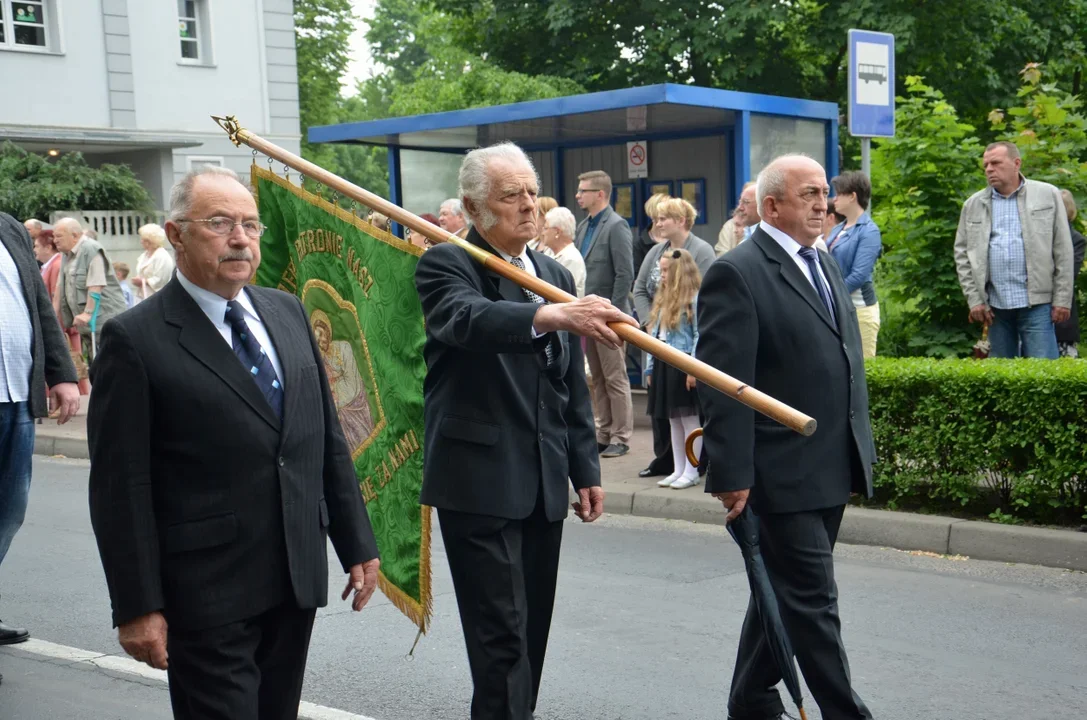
[870,78,983,358]
[872,66,1087,358]
[294,0,355,172]
[0,142,154,221]
[426,0,1087,132]
[990,63,1087,215]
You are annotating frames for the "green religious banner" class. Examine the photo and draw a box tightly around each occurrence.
[251,165,431,632]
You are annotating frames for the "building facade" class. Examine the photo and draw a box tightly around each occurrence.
[0,0,301,210]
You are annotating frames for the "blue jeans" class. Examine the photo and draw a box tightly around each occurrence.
[990,304,1059,359]
[0,402,35,570]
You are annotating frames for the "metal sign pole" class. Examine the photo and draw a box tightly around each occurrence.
[861,137,871,177]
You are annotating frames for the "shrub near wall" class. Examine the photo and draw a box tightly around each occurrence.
[864,358,1087,525]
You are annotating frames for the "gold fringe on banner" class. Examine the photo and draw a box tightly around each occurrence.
[249,161,433,633]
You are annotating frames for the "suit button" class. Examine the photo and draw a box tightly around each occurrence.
[850,375,855,384]
[538,432,544,443]
[849,410,855,419]
[843,343,848,351]
[278,457,285,467]
[539,401,546,410]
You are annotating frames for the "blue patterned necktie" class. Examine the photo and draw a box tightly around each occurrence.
[509,256,554,366]
[224,300,283,418]
[797,246,837,323]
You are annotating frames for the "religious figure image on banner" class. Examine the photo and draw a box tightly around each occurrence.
[310,307,376,453]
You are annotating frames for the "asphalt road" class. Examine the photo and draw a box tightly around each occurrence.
[1,457,1085,719]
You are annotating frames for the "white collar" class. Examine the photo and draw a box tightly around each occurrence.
[491,243,532,267]
[759,221,809,258]
[175,270,260,325]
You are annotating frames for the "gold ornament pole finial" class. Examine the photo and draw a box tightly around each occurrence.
[211,115,245,147]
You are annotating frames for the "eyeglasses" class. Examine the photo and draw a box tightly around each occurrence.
[177,217,266,238]
[575,188,604,196]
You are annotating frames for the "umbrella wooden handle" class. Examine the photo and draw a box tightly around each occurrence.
[685,428,703,468]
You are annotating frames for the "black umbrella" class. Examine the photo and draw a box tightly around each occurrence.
[685,430,807,720]
[726,506,808,720]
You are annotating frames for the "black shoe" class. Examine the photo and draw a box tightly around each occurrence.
[600,443,629,458]
[638,466,667,478]
[0,620,29,645]
[597,443,608,453]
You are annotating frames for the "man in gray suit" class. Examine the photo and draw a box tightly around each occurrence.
[574,170,634,458]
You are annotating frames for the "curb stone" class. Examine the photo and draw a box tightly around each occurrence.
[40,428,1087,571]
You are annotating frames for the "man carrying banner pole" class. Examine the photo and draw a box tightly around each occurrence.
[415,142,637,719]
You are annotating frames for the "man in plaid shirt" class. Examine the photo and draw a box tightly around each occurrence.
[954,142,1074,358]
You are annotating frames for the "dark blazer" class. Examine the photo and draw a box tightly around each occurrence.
[575,205,634,313]
[0,212,77,416]
[414,228,600,522]
[696,227,875,514]
[88,279,378,631]
[1055,229,1086,344]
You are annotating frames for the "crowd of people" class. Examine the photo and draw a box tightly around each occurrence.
[0,133,1081,717]
[19,216,177,390]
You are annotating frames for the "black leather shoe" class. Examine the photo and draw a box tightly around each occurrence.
[727,714,784,720]
[638,467,666,478]
[0,620,29,645]
[597,443,608,453]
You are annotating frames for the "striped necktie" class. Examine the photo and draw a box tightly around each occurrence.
[509,257,554,366]
[224,300,283,418]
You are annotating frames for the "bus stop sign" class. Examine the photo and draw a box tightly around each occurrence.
[848,29,895,138]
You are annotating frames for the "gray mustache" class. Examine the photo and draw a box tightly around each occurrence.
[219,250,253,263]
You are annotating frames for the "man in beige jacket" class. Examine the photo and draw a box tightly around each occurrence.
[953,141,1073,358]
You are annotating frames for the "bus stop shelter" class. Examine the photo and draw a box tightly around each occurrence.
[308,83,839,237]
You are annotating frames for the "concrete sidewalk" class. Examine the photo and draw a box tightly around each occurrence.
[34,393,1087,572]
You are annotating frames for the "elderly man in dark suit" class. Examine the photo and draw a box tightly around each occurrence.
[574,170,635,457]
[88,166,380,720]
[416,142,635,720]
[697,154,875,720]
[0,213,79,666]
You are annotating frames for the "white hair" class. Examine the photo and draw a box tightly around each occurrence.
[138,223,168,249]
[440,198,465,218]
[24,218,42,231]
[169,165,243,221]
[755,153,814,218]
[544,206,576,240]
[54,217,82,234]
[458,142,538,231]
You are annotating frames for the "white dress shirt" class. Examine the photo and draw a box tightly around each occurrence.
[759,221,836,322]
[0,242,33,402]
[491,243,547,337]
[176,270,286,387]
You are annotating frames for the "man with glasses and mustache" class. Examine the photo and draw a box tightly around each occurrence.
[87,166,381,719]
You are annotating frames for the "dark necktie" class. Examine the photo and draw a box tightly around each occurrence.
[224,300,284,418]
[509,256,554,366]
[797,246,836,323]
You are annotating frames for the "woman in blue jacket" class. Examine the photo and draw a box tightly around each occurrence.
[826,171,883,357]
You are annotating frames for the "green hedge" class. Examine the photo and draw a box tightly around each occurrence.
[864,357,1087,526]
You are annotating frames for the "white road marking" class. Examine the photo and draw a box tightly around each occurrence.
[6,638,379,720]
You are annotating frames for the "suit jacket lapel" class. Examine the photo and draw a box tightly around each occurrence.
[465,227,531,304]
[753,230,839,336]
[163,280,281,431]
[584,207,610,260]
[247,287,307,446]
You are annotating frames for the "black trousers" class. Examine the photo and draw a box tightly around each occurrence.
[439,499,564,720]
[646,416,674,474]
[728,505,872,720]
[166,604,317,720]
